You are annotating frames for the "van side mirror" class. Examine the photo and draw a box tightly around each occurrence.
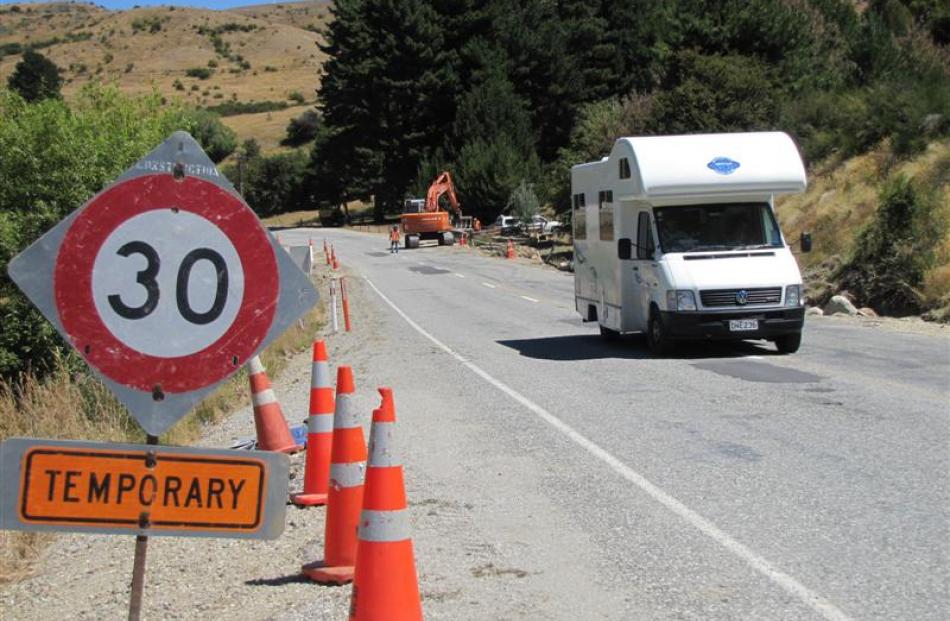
[800,232,812,253]
[618,238,632,260]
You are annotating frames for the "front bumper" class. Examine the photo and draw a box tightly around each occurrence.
[659,307,804,340]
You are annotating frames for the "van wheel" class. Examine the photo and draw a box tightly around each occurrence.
[774,332,802,354]
[599,325,619,342]
[646,312,669,355]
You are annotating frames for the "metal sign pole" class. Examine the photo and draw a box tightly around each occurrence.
[128,434,158,621]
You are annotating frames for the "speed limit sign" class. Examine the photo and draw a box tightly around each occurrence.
[8,132,318,435]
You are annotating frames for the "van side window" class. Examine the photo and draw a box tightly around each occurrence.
[572,193,586,240]
[637,211,654,259]
[598,190,614,241]
[619,158,631,179]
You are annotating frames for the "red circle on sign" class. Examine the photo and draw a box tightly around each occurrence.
[54,174,278,393]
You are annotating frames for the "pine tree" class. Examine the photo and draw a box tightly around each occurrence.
[452,69,540,220]
[7,49,63,102]
[310,0,447,219]
[496,0,575,161]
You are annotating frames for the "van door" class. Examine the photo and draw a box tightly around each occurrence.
[629,210,657,332]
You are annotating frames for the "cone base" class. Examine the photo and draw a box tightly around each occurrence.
[303,562,355,585]
[259,442,304,454]
[290,491,328,507]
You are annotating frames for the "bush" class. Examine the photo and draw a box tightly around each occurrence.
[837,175,942,315]
[223,150,309,217]
[283,109,322,146]
[7,49,62,103]
[204,100,288,116]
[288,90,305,104]
[179,109,236,162]
[0,86,192,380]
[185,67,213,80]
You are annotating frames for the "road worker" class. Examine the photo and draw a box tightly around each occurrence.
[389,224,400,253]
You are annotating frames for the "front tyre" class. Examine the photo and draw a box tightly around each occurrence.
[646,312,670,356]
[773,332,802,354]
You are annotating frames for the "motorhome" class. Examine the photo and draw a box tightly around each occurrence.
[571,132,811,354]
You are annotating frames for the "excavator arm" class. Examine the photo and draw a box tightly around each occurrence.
[425,171,461,216]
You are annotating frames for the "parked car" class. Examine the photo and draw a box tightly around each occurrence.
[525,214,563,234]
[494,214,521,235]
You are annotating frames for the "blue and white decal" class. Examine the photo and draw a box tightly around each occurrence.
[707,157,741,175]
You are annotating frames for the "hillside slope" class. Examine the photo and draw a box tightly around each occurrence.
[777,139,950,317]
[0,2,328,147]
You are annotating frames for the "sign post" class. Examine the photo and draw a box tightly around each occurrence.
[3,132,317,619]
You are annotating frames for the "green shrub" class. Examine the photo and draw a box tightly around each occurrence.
[0,86,192,380]
[205,100,288,116]
[185,67,212,80]
[837,175,942,315]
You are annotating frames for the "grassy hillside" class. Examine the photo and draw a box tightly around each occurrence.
[0,1,328,149]
[777,139,950,317]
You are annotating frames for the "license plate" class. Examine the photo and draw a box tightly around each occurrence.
[729,319,759,331]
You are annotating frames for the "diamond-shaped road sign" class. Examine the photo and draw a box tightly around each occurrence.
[8,131,318,436]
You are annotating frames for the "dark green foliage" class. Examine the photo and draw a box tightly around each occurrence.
[307,0,948,227]
[0,42,23,59]
[180,109,236,162]
[185,67,213,80]
[838,175,940,315]
[241,138,261,160]
[131,15,165,34]
[283,109,323,146]
[0,86,191,380]
[223,150,309,218]
[205,100,288,116]
[450,70,540,220]
[650,52,779,135]
[7,49,62,103]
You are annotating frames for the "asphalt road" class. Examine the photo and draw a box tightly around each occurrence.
[287,227,949,620]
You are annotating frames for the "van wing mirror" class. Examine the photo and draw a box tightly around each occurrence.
[799,231,812,253]
[618,238,632,260]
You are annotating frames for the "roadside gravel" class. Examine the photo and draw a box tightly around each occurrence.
[0,258,630,620]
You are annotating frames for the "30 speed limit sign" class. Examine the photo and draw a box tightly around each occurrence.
[8,132,318,435]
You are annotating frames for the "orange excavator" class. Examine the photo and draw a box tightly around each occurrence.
[401,171,462,249]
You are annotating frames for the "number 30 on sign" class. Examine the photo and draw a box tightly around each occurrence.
[55,174,279,395]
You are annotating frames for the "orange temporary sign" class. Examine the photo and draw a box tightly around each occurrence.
[0,438,288,539]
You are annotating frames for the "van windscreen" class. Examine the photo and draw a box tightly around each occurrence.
[653,203,783,253]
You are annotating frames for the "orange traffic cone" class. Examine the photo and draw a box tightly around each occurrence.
[349,387,422,621]
[303,366,366,585]
[247,356,302,454]
[291,341,335,506]
[506,239,515,259]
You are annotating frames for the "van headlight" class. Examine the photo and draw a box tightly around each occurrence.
[785,285,802,307]
[666,290,697,311]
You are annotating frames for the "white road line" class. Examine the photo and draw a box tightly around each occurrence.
[364,276,853,621]
[520,295,539,303]
[455,273,465,278]
[481,282,497,289]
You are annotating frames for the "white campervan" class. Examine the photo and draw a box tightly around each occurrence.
[571,132,811,354]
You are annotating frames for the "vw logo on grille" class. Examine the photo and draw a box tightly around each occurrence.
[736,290,749,305]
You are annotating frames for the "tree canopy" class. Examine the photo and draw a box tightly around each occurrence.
[7,48,63,103]
[305,0,948,222]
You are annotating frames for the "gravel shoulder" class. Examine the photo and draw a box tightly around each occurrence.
[0,257,631,620]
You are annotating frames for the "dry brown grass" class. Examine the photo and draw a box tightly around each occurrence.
[0,277,327,582]
[261,209,321,228]
[221,104,313,152]
[0,2,329,150]
[776,139,950,307]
